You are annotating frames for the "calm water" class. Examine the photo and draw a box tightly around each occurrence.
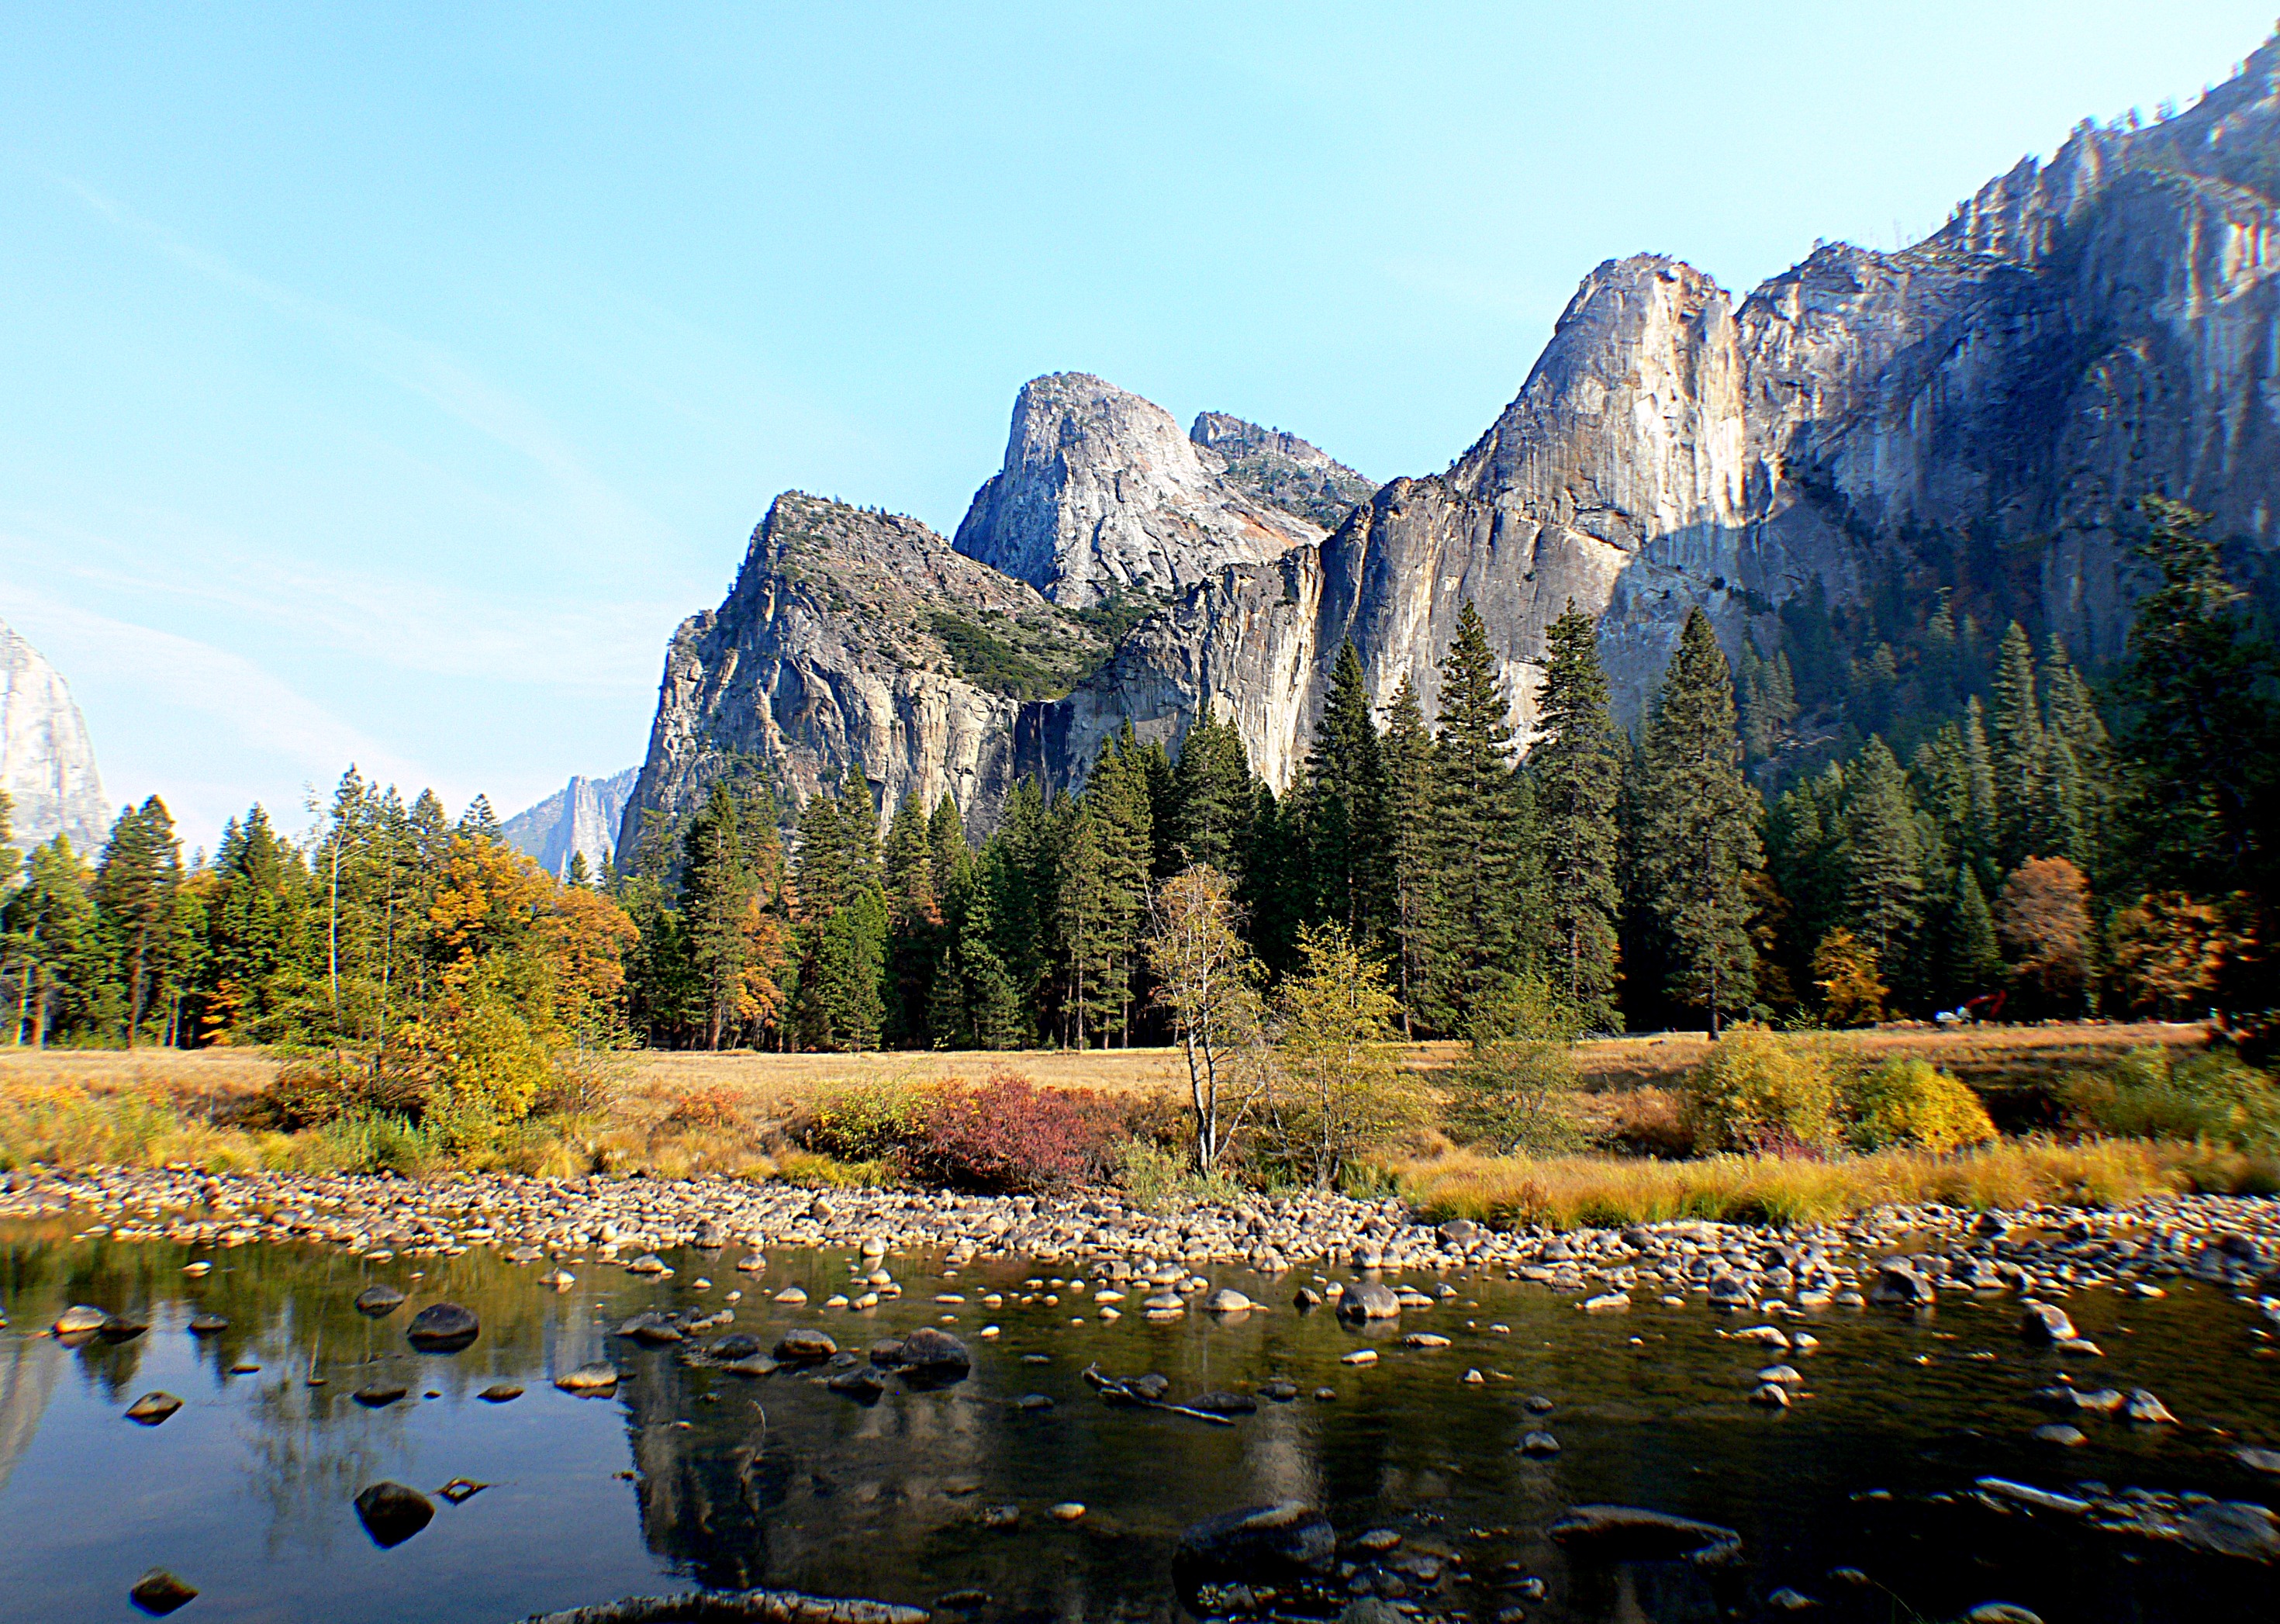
[3,1218,2279,1623]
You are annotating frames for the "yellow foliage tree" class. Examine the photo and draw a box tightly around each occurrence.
[1811,928,1885,1028]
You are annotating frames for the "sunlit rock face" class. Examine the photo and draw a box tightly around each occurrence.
[631,42,2280,832]
[503,769,637,878]
[953,372,1326,609]
[0,617,108,854]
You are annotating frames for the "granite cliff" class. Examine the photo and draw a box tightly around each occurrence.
[627,37,2280,849]
[0,617,109,854]
[503,767,637,878]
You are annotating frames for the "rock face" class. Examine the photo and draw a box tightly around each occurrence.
[629,41,2280,835]
[0,617,108,854]
[954,373,1327,607]
[618,492,1118,853]
[503,767,636,877]
[1190,411,1379,530]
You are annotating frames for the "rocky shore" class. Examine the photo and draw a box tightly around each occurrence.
[5,1166,2278,1318]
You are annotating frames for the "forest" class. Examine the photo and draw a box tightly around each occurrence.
[4,499,2275,1084]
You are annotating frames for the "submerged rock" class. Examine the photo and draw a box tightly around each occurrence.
[555,1363,620,1394]
[1339,1282,1401,1321]
[774,1329,838,1363]
[186,1313,228,1336]
[124,1391,182,1425]
[406,1302,479,1353]
[128,1567,199,1616]
[1172,1503,1337,1611]
[352,1481,435,1549]
[1546,1505,1743,1566]
[896,1327,971,1384]
[354,1284,405,1317]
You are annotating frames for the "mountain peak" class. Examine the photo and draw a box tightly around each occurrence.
[0,617,109,853]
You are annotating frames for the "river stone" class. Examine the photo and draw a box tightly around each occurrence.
[827,1367,886,1402]
[100,1311,150,1342]
[1260,1380,1299,1402]
[626,1253,670,1274]
[353,1481,436,1549]
[478,1384,523,1402]
[1294,1286,1323,1310]
[619,1312,685,1346]
[1546,1505,1744,1566]
[897,1327,972,1384]
[1339,1282,1401,1321]
[2235,1446,2280,1475]
[1962,1608,2043,1624]
[736,1253,768,1273]
[52,1304,108,1335]
[708,1333,762,1363]
[1520,1430,1561,1456]
[187,1313,228,1336]
[1750,1382,1793,1408]
[1867,1261,1935,1307]
[352,1383,409,1407]
[406,1302,478,1352]
[125,1391,182,1425]
[774,1329,838,1363]
[1172,1503,1337,1610]
[556,1363,620,1394]
[1403,1332,1452,1348]
[354,1284,406,1317]
[1204,1288,1256,1313]
[2125,1389,2177,1424]
[2031,1423,2086,1446]
[2019,1300,2077,1343]
[2183,1501,2280,1561]
[129,1567,199,1616]
[1767,1589,1819,1612]
[1189,1391,1259,1416]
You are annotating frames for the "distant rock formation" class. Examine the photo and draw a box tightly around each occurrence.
[503,767,637,877]
[952,372,1326,606]
[627,35,2280,844]
[1190,410,1378,531]
[0,617,109,854]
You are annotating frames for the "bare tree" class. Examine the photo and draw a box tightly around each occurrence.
[1143,866,1266,1171]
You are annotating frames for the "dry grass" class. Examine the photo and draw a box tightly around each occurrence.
[1386,1136,2280,1229]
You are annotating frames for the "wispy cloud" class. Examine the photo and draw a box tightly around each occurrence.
[48,171,665,551]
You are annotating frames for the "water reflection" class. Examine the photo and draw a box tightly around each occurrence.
[2,1218,2278,1623]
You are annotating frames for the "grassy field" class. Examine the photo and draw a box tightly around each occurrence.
[0,1021,2209,1107]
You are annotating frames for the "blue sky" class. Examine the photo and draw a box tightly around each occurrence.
[2,2,2270,854]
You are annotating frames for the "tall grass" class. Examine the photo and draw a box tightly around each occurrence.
[1385,1137,2280,1229]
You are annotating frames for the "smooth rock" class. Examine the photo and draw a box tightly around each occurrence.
[1339,1281,1401,1321]
[774,1329,838,1363]
[2019,1300,2077,1344]
[896,1326,972,1384]
[125,1391,182,1425]
[478,1384,523,1402]
[405,1302,479,1353]
[354,1284,405,1317]
[1520,1430,1561,1456]
[555,1363,620,1394]
[1172,1503,1337,1609]
[129,1568,199,1616]
[52,1304,108,1335]
[1546,1505,1743,1566]
[186,1314,228,1336]
[352,1481,436,1549]
[352,1383,409,1407]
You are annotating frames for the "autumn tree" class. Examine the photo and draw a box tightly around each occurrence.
[1144,865,1266,1171]
[1272,924,1418,1187]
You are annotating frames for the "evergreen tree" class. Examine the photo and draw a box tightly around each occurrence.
[2,836,101,1046]
[1947,865,2003,998]
[1380,673,1437,1035]
[1635,609,1763,1036]
[94,796,183,1046]
[1168,710,1254,876]
[2037,635,2109,881]
[1531,604,1623,1028]
[1842,737,1924,973]
[1301,641,1389,938]
[1086,727,1156,1045]
[682,784,758,1049]
[1424,602,1530,1031]
[881,793,941,1047]
[1991,621,2044,869]
[0,790,16,893]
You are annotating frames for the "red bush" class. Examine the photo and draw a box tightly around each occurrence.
[910,1071,1107,1192]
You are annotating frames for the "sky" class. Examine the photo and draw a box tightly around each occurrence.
[2,2,2272,855]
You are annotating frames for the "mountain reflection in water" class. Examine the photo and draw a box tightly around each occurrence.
[2,1218,2278,1623]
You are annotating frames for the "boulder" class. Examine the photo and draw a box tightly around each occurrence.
[1204,1288,1256,1313]
[128,1568,199,1617]
[51,1304,108,1336]
[353,1481,436,1549]
[1867,1261,1935,1307]
[354,1284,406,1317]
[2019,1299,2078,1343]
[555,1363,620,1394]
[1172,1503,1337,1611]
[708,1333,762,1363]
[896,1327,972,1385]
[1546,1505,1743,1567]
[773,1329,838,1363]
[125,1391,182,1425]
[406,1302,479,1353]
[1339,1281,1401,1321]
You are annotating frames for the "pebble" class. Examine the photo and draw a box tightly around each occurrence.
[125,1391,182,1425]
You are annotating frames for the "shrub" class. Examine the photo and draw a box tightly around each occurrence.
[2061,1046,2280,1148]
[1846,1059,1997,1152]
[908,1071,1105,1192]
[312,1111,445,1177]
[1111,1136,1247,1212]
[256,1052,422,1131]
[804,1076,931,1161]
[1683,1026,1840,1153]
[1607,1087,1695,1157]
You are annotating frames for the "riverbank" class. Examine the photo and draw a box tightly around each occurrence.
[7,1156,2278,1318]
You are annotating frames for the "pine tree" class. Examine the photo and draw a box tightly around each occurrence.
[1991,621,2044,870]
[1842,737,1924,973]
[0,790,17,893]
[1947,865,2002,998]
[681,784,756,1049]
[882,794,941,1047]
[1425,602,1530,1031]
[94,796,183,1047]
[2037,635,2109,881]
[1531,604,1623,1028]
[1380,673,1436,1035]
[1169,711,1254,876]
[1084,728,1155,1045]
[2,836,101,1046]
[1635,609,1763,1037]
[1302,641,1389,938]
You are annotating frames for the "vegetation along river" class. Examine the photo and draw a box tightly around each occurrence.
[3,1220,2278,1624]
